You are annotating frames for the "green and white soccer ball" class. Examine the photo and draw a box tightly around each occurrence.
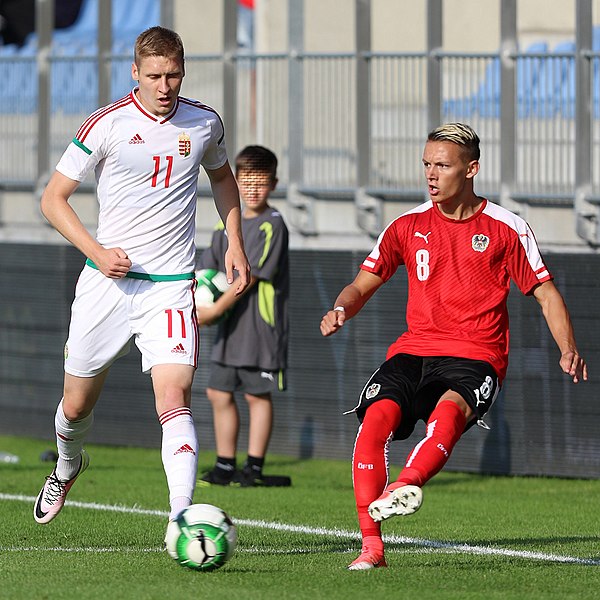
[166,503,238,571]
[195,268,230,307]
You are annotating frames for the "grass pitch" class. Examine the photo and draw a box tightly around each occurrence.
[1,434,599,599]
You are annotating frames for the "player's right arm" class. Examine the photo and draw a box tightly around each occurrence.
[206,162,250,294]
[41,171,131,279]
[320,270,384,337]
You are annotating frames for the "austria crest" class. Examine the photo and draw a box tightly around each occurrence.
[178,132,191,157]
[471,234,489,253]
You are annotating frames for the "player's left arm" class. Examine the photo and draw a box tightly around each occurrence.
[533,280,588,383]
[206,161,250,294]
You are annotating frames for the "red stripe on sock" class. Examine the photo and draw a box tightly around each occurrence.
[159,407,192,426]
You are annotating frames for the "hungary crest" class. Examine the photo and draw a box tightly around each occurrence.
[178,132,191,157]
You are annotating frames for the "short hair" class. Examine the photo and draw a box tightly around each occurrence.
[134,26,184,66]
[235,145,278,180]
[427,122,480,161]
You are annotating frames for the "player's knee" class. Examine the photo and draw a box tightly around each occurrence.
[362,399,401,439]
[61,396,94,421]
[436,394,472,420]
[156,385,191,412]
[430,399,467,444]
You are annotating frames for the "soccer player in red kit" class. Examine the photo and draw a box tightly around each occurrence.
[320,123,588,570]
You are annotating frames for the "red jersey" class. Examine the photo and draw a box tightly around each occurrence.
[361,199,552,381]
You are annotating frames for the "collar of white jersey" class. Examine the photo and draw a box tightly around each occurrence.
[130,87,178,123]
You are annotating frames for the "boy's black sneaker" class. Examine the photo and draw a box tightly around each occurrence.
[233,466,292,487]
[198,467,236,487]
[232,467,263,487]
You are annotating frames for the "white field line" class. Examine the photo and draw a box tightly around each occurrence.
[1,492,599,566]
[0,546,470,556]
[0,546,165,553]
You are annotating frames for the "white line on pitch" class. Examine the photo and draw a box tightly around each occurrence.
[0,545,461,556]
[1,492,598,566]
[0,546,164,553]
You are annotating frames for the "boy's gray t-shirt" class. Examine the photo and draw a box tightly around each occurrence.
[199,206,289,371]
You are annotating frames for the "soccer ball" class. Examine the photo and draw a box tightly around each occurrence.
[195,268,230,307]
[165,503,237,571]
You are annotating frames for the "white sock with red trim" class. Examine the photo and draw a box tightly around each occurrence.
[160,406,198,520]
[55,398,93,480]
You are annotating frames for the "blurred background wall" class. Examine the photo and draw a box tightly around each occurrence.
[1,0,598,477]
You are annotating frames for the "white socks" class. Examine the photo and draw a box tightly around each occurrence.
[53,400,197,519]
[160,407,198,520]
[54,399,93,481]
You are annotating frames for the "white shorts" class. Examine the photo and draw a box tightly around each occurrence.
[64,265,199,377]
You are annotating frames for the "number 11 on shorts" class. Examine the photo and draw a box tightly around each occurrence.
[165,309,187,338]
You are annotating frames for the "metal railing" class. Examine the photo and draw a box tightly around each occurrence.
[1,49,597,192]
[1,0,600,246]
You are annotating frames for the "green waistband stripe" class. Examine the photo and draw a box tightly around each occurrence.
[85,259,195,281]
[72,137,92,155]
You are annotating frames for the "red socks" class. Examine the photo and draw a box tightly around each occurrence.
[352,399,466,541]
[396,400,466,488]
[352,399,401,538]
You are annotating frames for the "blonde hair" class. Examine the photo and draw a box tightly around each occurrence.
[427,122,480,161]
[134,26,184,66]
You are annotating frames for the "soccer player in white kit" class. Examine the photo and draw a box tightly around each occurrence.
[33,27,250,536]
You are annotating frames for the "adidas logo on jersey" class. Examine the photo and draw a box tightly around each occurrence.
[171,343,187,354]
[174,444,196,456]
[129,133,145,144]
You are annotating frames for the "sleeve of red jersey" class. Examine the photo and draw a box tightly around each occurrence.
[507,223,553,295]
[360,220,405,282]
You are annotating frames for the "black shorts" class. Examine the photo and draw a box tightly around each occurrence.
[208,362,287,395]
[349,354,501,440]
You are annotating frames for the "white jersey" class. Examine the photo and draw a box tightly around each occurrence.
[56,88,228,275]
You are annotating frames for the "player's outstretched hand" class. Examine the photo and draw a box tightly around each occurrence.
[559,350,588,383]
[93,247,132,279]
[320,308,346,337]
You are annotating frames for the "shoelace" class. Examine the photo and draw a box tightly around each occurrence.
[43,473,67,504]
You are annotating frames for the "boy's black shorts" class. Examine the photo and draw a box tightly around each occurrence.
[348,354,501,440]
[208,362,287,394]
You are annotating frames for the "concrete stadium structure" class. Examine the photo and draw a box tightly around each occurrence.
[1,0,600,251]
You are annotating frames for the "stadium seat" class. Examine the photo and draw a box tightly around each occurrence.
[0,46,36,113]
[0,0,159,113]
[443,41,549,119]
[442,90,476,119]
[473,57,501,117]
[0,44,17,56]
[516,41,548,117]
[531,40,576,118]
